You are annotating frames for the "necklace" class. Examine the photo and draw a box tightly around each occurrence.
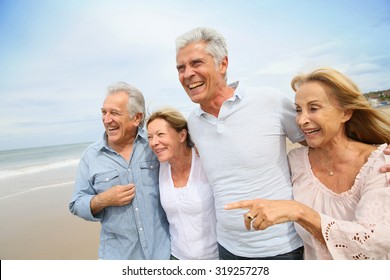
[319,161,334,176]
[315,140,349,176]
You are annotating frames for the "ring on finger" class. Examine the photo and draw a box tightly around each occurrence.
[246,212,254,221]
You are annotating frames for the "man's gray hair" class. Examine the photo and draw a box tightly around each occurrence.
[107,82,146,127]
[176,27,228,81]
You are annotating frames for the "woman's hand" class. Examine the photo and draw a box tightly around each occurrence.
[224,199,297,231]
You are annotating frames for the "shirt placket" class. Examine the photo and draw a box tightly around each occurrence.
[128,138,151,259]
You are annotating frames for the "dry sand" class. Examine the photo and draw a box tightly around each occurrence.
[380,105,390,119]
[0,182,100,260]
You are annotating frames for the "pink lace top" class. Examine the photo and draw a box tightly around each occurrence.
[288,144,390,259]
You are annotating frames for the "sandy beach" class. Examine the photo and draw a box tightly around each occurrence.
[0,166,100,260]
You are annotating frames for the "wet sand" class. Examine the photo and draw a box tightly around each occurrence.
[0,181,100,260]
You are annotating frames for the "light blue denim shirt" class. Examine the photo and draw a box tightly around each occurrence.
[69,128,170,260]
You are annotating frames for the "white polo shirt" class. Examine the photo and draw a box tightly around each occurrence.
[187,81,304,258]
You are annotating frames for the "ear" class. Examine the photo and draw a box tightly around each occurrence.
[341,109,353,123]
[220,56,228,76]
[133,113,143,126]
[180,129,188,143]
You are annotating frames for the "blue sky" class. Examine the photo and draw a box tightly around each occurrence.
[1,0,389,150]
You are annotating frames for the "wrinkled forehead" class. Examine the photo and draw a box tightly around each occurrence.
[295,81,337,105]
[102,92,128,110]
[176,41,209,60]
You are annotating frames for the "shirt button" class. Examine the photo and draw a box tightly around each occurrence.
[135,208,139,211]
[139,227,143,231]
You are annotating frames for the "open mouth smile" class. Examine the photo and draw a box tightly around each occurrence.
[304,128,320,135]
[188,81,204,90]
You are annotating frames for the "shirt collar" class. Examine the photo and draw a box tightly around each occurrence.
[97,127,148,152]
[194,81,242,117]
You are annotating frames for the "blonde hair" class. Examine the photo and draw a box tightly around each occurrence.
[146,107,194,147]
[291,67,390,144]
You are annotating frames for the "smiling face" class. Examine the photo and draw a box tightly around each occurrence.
[147,118,186,163]
[295,81,352,148]
[101,91,140,149]
[176,41,227,107]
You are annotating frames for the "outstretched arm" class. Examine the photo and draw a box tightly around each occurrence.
[225,199,325,244]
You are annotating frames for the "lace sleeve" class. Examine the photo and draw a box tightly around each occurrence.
[320,167,390,259]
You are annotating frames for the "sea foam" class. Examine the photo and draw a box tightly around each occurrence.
[0,159,80,179]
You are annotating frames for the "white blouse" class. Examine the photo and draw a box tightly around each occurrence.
[288,144,390,259]
[159,148,218,260]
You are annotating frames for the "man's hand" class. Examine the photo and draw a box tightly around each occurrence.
[91,184,136,215]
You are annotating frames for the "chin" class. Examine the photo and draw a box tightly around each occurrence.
[107,137,120,145]
[189,92,203,103]
[190,96,201,104]
[156,154,167,162]
[307,142,320,149]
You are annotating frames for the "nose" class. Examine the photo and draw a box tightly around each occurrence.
[297,110,310,127]
[103,112,112,124]
[183,66,195,80]
[149,135,159,147]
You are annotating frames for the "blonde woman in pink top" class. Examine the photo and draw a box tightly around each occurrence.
[226,68,390,259]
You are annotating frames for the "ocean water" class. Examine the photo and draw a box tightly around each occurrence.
[0,142,91,199]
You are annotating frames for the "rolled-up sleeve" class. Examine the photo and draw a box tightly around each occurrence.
[69,150,102,222]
